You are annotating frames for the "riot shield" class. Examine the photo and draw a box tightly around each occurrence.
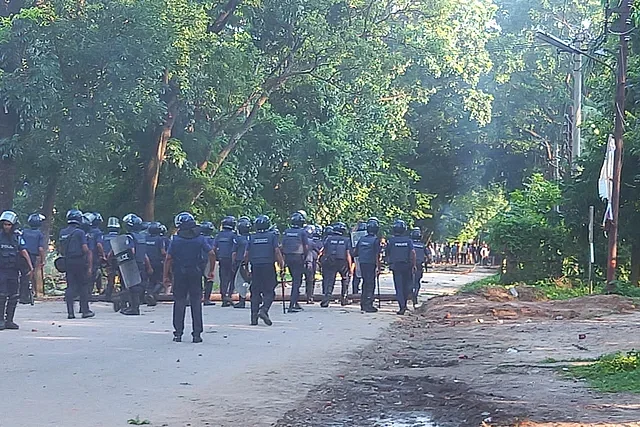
[111,235,141,289]
[234,265,250,298]
[351,231,367,247]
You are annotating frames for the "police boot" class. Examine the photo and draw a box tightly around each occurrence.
[5,297,19,329]
[122,293,141,315]
[0,296,6,330]
[66,299,76,319]
[258,308,272,326]
[320,298,329,308]
[221,296,233,307]
[192,333,203,343]
[234,297,246,309]
[250,312,259,326]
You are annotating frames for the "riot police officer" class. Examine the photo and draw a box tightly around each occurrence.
[351,221,367,295]
[199,221,216,306]
[410,228,426,307]
[145,222,167,306]
[281,211,309,313]
[121,213,153,315]
[386,219,416,315]
[59,210,94,319]
[319,222,353,307]
[0,211,33,329]
[88,213,105,295]
[20,213,46,304]
[101,217,121,301]
[245,215,284,326]
[354,218,382,313]
[213,216,237,307]
[164,212,215,343]
[233,216,251,309]
[303,225,322,304]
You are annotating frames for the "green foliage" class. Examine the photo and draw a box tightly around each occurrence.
[568,351,640,393]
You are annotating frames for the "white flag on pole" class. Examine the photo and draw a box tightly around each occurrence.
[598,135,615,225]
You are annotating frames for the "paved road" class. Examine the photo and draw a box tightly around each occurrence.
[0,269,491,427]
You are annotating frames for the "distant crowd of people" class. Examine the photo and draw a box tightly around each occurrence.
[424,241,492,266]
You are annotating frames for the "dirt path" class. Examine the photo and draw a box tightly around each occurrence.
[0,269,490,427]
[276,291,640,427]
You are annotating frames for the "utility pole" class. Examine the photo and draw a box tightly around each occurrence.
[572,33,585,163]
[606,0,632,289]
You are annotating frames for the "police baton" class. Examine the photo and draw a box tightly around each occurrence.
[280,269,286,314]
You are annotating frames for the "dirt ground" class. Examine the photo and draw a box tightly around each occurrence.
[276,288,640,427]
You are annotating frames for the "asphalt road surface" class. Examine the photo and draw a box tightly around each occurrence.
[0,268,491,427]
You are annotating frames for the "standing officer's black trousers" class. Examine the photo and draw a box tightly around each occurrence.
[218,258,234,299]
[360,263,377,309]
[250,263,277,315]
[321,260,349,300]
[65,258,90,316]
[173,271,203,337]
[391,262,412,311]
[285,255,304,308]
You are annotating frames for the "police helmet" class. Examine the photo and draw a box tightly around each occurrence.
[304,224,315,236]
[92,212,103,227]
[270,225,280,236]
[255,215,271,232]
[148,222,162,236]
[0,210,19,226]
[141,221,150,231]
[66,209,83,225]
[221,215,237,231]
[83,212,97,227]
[356,221,367,232]
[322,225,334,238]
[332,222,347,236]
[366,218,380,235]
[200,221,215,236]
[123,213,143,229]
[174,212,196,229]
[107,216,121,230]
[237,217,252,235]
[27,213,45,228]
[290,211,305,228]
[410,227,422,241]
[392,219,407,236]
[313,224,322,238]
[159,224,167,236]
[297,209,308,220]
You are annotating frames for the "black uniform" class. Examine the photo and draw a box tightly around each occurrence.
[0,230,26,328]
[168,231,211,339]
[213,230,237,304]
[59,225,91,317]
[146,234,167,300]
[233,234,250,307]
[321,235,352,305]
[412,240,426,301]
[202,235,216,304]
[247,231,279,321]
[387,236,415,312]
[355,234,381,310]
[102,231,120,300]
[304,237,322,302]
[281,227,308,310]
[20,228,45,303]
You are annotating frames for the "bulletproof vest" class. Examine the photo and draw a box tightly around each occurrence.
[145,235,165,263]
[248,232,275,265]
[388,236,412,264]
[325,236,348,261]
[235,234,249,260]
[59,226,84,258]
[102,232,119,257]
[22,228,43,256]
[357,235,379,265]
[130,231,147,264]
[413,242,426,264]
[170,234,205,272]
[214,230,235,259]
[0,232,19,270]
[282,227,305,255]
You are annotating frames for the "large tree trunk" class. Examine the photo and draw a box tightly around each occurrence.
[631,241,640,287]
[140,94,178,221]
[0,106,19,211]
[41,171,58,243]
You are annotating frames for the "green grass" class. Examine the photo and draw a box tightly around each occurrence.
[566,351,640,393]
[458,274,501,293]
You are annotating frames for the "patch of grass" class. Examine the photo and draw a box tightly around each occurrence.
[458,274,501,293]
[567,351,640,393]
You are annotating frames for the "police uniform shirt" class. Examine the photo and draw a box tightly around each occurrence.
[355,235,381,265]
[59,226,88,259]
[324,235,352,261]
[145,235,167,264]
[233,235,250,261]
[22,228,46,256]
[387,236,414,264]
[281,228,309,256]
[213,230,237,260]
[0,231,26,271]
[167,234,211,272]
[247,232,278,265]
[413,241,426,264]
